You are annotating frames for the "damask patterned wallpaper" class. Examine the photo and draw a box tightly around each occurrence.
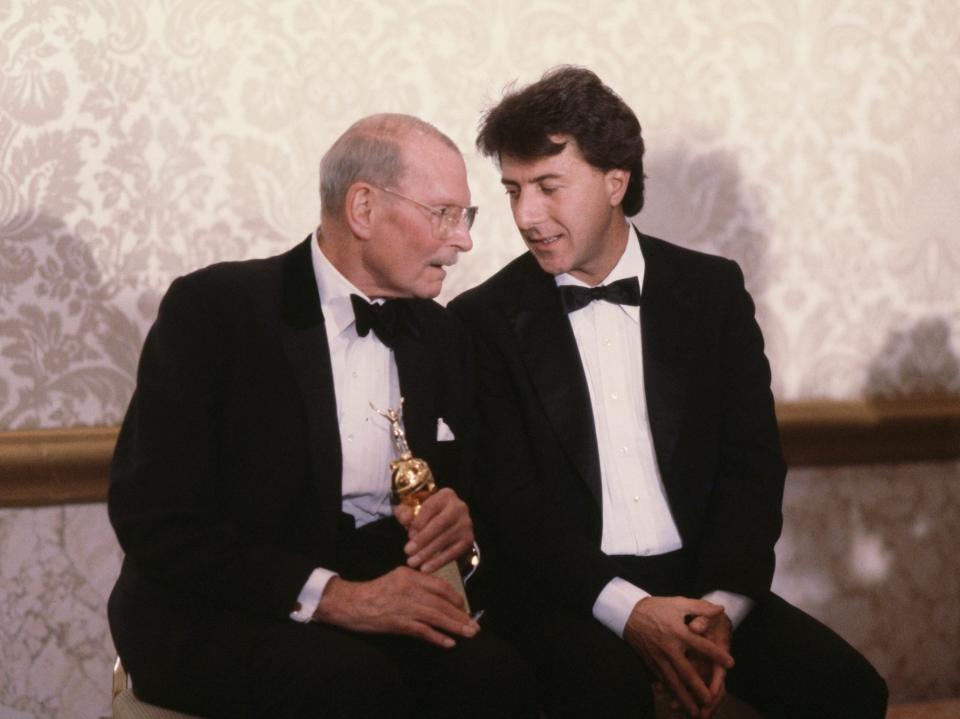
[0,1,957,716]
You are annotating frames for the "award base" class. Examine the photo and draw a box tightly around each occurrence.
[432,560,470,615]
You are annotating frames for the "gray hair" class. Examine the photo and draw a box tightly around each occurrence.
[319,113,459,218]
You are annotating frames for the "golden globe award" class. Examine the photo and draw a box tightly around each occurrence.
[372,399,476,613]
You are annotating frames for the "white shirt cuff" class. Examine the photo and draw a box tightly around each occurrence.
[702,590,754,630]
[289,567,338,623]
[592,577,650,638]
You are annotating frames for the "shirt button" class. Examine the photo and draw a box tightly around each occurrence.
[621,445,629,455]
[346,434,354,442]
[611,392,618,400]
[352,371,358,379]
[633,496,641,503]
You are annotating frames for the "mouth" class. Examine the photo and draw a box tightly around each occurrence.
[429,255,458,270]
[526,234,561,247]
[427,262,449,278]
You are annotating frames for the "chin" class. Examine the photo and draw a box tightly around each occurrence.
[412,284,442,300]
[532,255,569,277]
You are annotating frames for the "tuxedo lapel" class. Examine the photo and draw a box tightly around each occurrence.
[279,237,342,510]
[638,232,694,480]
[392,306,441,468]
[508,260,603,508]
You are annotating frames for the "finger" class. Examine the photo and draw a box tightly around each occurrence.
[405,497,461,556]
[415,523,472,571]
[667,648,713,707]
[689,654,712,686]
[702,669,727,719]
[708,663,727,701]
[393,503,415,529]
[408,488,458,533]
[406,568,470,611]
[685,633,735,669]
[407,518,473,569]
[406,590,479,637]
[688,658,725,717]
[687,615,711,634]
[683,598,725,617]
[394,617,457,648]
[655,652,701,717]
[391,577,474,632]
[420,533,473,574]
[406,511,463,559]
[406,525,469,570]
[418,602,479,638]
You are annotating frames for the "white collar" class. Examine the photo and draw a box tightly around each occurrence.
[310,227,376,339]
[555,223,644,322]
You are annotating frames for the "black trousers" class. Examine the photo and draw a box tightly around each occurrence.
[112,516,539,719]
[492,550,888,719]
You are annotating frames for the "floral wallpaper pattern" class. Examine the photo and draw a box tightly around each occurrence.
[0,1,958,716]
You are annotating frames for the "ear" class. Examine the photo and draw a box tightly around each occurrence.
[605,168,630,207]
[344,182,377,240]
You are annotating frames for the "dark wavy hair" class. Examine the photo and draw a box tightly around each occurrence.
[476,66,646,216]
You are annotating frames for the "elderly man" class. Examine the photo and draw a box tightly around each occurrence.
[452,67,887,719]
[109,114,537,718]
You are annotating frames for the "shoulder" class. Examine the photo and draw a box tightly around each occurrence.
[173,248,286,298]
[449,252,542,317]
[147,244,311,347]
[637,231,747,308]
[160,242,301,315]
[639,231,740,277]
[406,297,469,346]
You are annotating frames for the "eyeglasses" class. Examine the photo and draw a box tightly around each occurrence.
[375,186,478,231]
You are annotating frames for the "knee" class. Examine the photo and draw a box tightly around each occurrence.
[440,634,540,717]
[479,645,540,716]
[838,661,888,719]
[324,650,410,717]
[539,649,654,718]
[807,653,888,719]
[257,642,411,719]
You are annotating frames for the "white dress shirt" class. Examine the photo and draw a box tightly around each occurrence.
[289,230,401,622]
[558,224,752,636]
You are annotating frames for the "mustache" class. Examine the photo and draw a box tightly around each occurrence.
[431,254,459,267]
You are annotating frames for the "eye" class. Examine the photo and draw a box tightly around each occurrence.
[504,186,519,199]
[540,185,559,195]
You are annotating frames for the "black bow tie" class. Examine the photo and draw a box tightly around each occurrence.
[350,294,404,348]
[558,276,641,314]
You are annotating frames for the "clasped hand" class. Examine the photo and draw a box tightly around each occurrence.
[625,596,734,718]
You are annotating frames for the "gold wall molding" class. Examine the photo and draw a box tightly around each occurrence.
[776,398,960,466]
[0,426,119,507]
[1,399,959,507]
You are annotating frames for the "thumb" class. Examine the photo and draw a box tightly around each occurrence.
[688,615,711,634]
[393,504,414,529]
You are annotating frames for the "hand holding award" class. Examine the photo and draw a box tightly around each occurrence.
[373,400,478,614]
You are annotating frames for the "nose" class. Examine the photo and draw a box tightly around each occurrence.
[512,191,544,231]
[446,220,473,253]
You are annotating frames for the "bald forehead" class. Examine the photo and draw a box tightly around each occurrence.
[347,115,462,188]
[347,114,458,153]
[319,113,461,218]
[400,132,470,205]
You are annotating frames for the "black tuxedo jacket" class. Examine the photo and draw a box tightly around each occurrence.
[450,230,785,617]
[108,237,476,646]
